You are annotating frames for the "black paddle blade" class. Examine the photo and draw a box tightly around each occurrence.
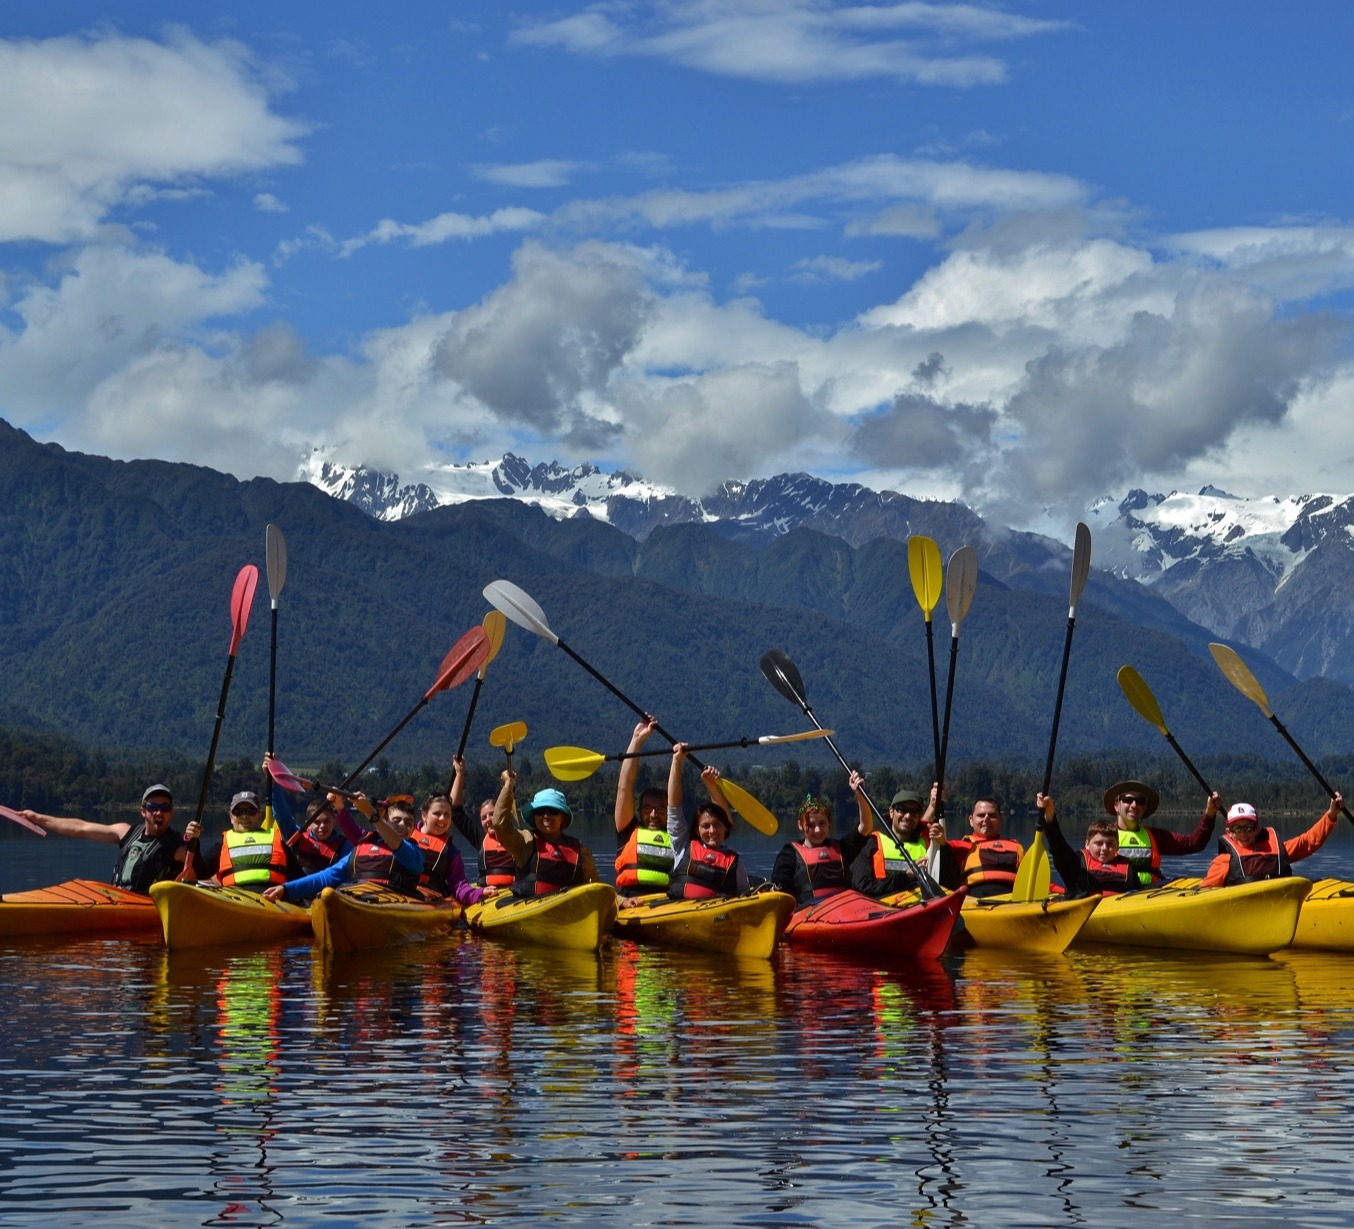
[760,649,808,709]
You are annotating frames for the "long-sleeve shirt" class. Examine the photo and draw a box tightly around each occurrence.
[1138,809,1217,856]
[1200,811,1337,888]
[491,793,599,884]
[667,805,750,894]
[279,839,423,903]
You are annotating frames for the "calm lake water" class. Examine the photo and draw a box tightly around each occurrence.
[4,827,1354,1226]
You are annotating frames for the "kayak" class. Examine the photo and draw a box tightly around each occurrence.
[0,879,160,938]
[463,883,618,952]
[1172,876,1354,952]
[612,890,796,959]
[149,881,312,949]
[782,888,966,959]
[883,889,1100,954]
[311,884,461,954]
[1074,877,1311,955]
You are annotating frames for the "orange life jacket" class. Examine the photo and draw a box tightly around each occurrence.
[668,843,739,899]
[218,827,289,890]
[1218,828,1292,885]
[479,830,516,887]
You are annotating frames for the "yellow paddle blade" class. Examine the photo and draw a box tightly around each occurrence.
[489,721,528,752]
[480,611,508,672]
[1116,665,1169,735]
[717,777,778,836]
[908,535,944,620]
[543,746,606,782]
[1013,828,1051,901]
[1209,642,1274,717]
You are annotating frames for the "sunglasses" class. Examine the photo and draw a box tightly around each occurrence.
[893,806,923,817]
[1229,822,1258,833]
[143,802,173,814]
[232,806,261,817]
[1119,795,1148,806]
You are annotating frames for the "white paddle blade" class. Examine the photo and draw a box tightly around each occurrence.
[946,545,979,632]
[1068,522,1092,613]
[483,580,559,645]
[266,523,287,603]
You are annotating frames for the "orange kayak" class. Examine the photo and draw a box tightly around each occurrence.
[0,879,160,937]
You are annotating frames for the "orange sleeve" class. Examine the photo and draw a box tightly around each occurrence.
[1284,811,1338,862]
[1199,854,1231,888]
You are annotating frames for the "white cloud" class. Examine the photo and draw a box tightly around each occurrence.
[472,160,587,188]
[254,192,289,213]
[340,206,545,255]
[0,30,307,244]
[790,255,883,282]
[512,1,1070,87]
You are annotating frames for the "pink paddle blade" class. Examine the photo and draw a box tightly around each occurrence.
[425,626,491,699]
[0,805,47,836]
[229,564,260,655]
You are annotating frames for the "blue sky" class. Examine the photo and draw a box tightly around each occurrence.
[4,2,1354,532]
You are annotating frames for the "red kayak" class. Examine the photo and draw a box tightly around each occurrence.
[782,887,966,959]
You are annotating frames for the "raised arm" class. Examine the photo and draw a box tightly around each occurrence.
[615,717,658,833]
[849,771,873,838]
[449,755,466,809]
[17,810,127,843]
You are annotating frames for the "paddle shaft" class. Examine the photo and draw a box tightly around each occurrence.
[937,631,959,819]
[1262,712,1352,825]
[182,650,239,878]
[452,675,486,771]
[924,622,940,780]
[1040,615,1076,795]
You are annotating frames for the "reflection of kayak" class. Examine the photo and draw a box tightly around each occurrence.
[782,888,965,959]
[311,884,461,954]
[1074,877,1311,954]
[1172,877,1354,952]
[612,891,796,959]
[463,883,618,952]
[0,879,160,937]
[149,881,312,949]
[956,893,1100,953]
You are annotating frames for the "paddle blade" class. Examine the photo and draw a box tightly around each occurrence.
[228,565,260,655]
[908,536,944,619]
[1069,522,1092,611]
[945,545,979,630]
[1116,666,1169,735]
[0,805,47,836]
[543,746,605,781]
[760,649,809,710]
[489,721,528,752]
[426,627,491,699]
[483,580,559,646]
[1209,642,1273,717]
[265,523,287,603]
[757,729,833,744]
[718,777,778,836]
[479,610,508,678]
[1013,828,1051,901]
[265,757,312,794]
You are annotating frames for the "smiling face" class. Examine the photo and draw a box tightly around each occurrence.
[533,808,566,839]
[798,807,832,847]
[1115,792,1149,832]
[421,797,452,836]
[1086,831,1118,863]
[968,800,1002,841]
[696,810,729,849]
[307,809,335,840]
[1227,820,1260,848]
[638,791,666,831]
[479,800,495,834]
[889,802,923,840]
[384,807,417,839]
[229,802,263,832]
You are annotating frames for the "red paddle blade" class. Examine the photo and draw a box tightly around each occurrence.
[426,626,491,699]
[0,805,47,836]
[228,564,260,655]
[265,757,311,794]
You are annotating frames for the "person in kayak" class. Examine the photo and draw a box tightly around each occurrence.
[413,790,492,900]
[940,796,1024,898]
[263,767,352,875]
[441,754,517,890]
[1200,795,1342,888]
[1104,779,1220,886]
[492,775,599,896]
[770,773,873,907]
[15,783,200,892]
[656,742,749,901]
[851,784,942,898]
[1035,794,1142,896]
[613,717,675,895]
[195,790,297,892]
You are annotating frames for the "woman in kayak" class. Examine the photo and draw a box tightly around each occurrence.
[657,743,749,901]
[613,717,675,896]
[770,773,873,907]
[491,775,599,896]
[413,791,474,897]
[1200,795,1342,887]
[442,754,517,890]
[1035,793,1142,896]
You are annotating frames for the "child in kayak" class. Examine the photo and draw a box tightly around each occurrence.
[770,773,873,907]
[1035,793,1142,896]
[1200,795,1342,887]
[658,742,748,900]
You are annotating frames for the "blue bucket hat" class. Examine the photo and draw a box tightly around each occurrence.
[523,787,573,829]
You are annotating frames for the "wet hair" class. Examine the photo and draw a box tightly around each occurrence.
[1086,819,1118,842]
[422,792,451,815]
[798,795,833,822]
[695,802,732,838]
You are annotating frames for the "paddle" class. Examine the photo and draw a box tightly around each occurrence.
[759,647,942,898]
[483,578,776,834]
[1015,523,1092,902]
[543,729,834,781]
[449,611,508,793]
[266,758,362,802]
[936,545,979,821]
[1116,665,1216,797]
[907,535,945,782]
[1209,642,1351,824]
[489,720,527,777]
[0,804,47,837]
[179,564,259,880]
[264,523,287,821]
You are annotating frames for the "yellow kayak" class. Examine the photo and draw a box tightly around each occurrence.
[1075,877,1311,954]
[311,883,461,954]
[149,881,312,949]
[0,879,160,937]
[1171,876,1354,952]
[612,891,796,959]
[956,893,1100,953]
[464,883,618,952]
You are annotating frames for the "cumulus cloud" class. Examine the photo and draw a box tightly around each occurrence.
[340,206,545,254]
[0,30,307,244]
[850,392,997,467]
[472,160,587,188]
[512,1,1070,87]
[254,192,289,213]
